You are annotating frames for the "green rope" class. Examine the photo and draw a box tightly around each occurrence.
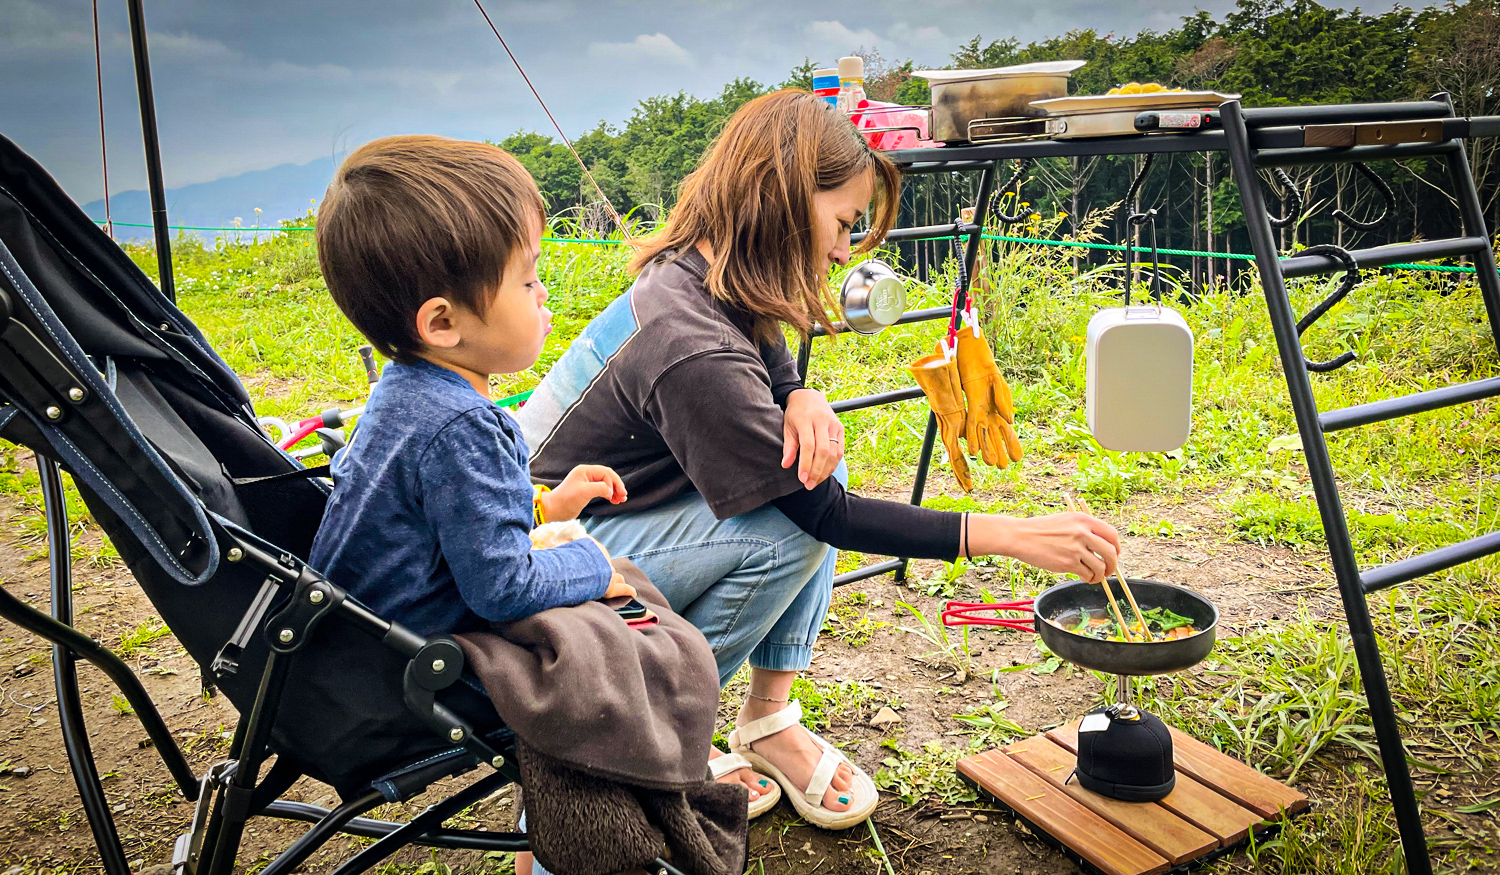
[97,220,622,244]
[93,220,1491,274]
[495,389,534,409]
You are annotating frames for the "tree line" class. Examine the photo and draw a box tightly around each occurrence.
[500,0,1499,289]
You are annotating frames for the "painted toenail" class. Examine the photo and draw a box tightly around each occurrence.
[759,779,769,786]
[838,795,849,804]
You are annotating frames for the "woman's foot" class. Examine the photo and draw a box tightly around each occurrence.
[708,746,773,802]
[736,699,854,812]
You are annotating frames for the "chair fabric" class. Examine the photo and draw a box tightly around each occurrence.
[0,133,502,796]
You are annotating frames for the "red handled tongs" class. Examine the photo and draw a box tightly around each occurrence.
[942,599,1035,632]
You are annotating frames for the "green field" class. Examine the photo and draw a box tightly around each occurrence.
[1,217,1496,873]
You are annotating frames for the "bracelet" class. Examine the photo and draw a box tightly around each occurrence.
[963,513,972,560]
[533,484,550,527]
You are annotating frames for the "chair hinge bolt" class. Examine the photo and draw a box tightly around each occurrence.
[45,406,61,420]
[226,548,243,562]
[431,658,445,673]
[308,588,325,604]
[491,755,505,769]
[68,388,84,402]
[278,629,294,643]
[449,728,464,742]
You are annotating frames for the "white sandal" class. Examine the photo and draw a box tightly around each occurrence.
[727,701,878,830]
[709,751,781,818]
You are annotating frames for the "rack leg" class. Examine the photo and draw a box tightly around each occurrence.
[1221,100,1431,875]
[40,459,132,875]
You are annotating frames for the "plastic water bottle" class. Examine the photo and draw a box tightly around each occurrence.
[812,68,840,106]
[835,56,867,115]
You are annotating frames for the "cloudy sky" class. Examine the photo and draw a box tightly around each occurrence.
[5,0,1295,205]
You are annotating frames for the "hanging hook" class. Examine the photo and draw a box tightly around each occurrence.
[988,159,1032,225]
[1126,210,1165,306]
[1331,163,1394,232]
[1118,154,1156,302]
[1294,244,1360,373]
[1265,168,1303,229]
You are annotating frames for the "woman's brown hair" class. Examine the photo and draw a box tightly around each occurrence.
[630,89,901,343]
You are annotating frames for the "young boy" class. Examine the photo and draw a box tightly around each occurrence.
[309,135,633,638]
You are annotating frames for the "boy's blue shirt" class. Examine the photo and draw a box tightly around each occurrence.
[309,359,612,636]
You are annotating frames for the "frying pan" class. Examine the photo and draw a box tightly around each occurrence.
[1032,578,1217,676]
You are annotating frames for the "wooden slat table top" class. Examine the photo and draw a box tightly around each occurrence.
[1004,736,1218,864]
[1046,724,1265,846]
[1046,720,1309,820]
[1165,726,1310,819]
[958,749,1170,875]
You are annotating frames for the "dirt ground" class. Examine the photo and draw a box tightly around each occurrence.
[0,457,1470,874]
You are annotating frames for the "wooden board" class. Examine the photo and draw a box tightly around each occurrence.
[1166,727,1309,819]
[957,749,1170,875]
[960,725,1310,873]
[1047,724,1265,846]
[1004,736,1217,863]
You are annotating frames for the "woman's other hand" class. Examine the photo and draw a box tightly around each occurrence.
[542,465,628,521]
[967,512,1121,583]
[781,388,844,489]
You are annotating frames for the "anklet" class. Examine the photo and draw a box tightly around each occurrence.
[746,692,789,703]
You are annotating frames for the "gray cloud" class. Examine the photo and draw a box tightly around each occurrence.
[2,0,1425,207]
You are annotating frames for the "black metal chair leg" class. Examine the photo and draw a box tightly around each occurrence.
[39,458,133,875]
[327,772,512,875]
[254,789,387,875]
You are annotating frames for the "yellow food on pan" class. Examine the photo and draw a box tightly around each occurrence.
[1107,82,1187,95]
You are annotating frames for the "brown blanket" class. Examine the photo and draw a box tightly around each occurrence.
[456,561,746,875]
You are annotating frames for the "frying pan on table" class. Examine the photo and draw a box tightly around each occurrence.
[1033,578,1218,676]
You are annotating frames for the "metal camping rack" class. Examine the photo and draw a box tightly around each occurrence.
[797,95,1500,874]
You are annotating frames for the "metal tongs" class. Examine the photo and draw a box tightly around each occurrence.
[941,598,1035,631]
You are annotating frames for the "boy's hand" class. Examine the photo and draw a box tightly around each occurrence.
[603,572,636,600]
[781,388,844,490]
[541,465,627,521]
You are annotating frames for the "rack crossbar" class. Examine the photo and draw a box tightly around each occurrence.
[1320,376,1500,433]
[855,222,979,245]
[1240,101,1451,127]
[830,386,924,414]
[811,305,954,339]
[1361,530,1500,593]
[834,559,906,587]
[1279,237,1488,279]
[1254,140,1460,168]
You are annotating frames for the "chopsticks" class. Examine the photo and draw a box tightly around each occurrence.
[1063,492,1140,643]
[1075,495,1149,638]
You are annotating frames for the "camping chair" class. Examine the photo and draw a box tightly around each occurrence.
[0,134,683,875]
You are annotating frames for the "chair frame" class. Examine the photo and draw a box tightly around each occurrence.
[0,454,683,875]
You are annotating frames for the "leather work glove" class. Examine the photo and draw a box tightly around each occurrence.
[955,325,1023,467]
[909,353,973,492]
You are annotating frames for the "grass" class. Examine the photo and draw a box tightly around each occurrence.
[0,212,1495,872]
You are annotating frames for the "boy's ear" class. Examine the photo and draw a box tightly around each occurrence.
[415,296,462,350]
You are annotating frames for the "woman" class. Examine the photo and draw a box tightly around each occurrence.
[518,90,1121,830]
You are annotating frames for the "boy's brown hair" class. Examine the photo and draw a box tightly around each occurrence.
[630,90,900,345]
[316,135,545,364]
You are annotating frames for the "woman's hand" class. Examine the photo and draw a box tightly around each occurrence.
[540,465,627,522]
[781,388,844,489]
[966,512,1121,583]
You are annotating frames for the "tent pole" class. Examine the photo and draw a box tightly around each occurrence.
[125,0,175,301]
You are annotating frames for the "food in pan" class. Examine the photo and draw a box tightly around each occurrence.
[1106,82,1186,95]
[1047,605,1200,642]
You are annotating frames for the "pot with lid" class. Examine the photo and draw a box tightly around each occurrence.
[915,60,1086,143]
